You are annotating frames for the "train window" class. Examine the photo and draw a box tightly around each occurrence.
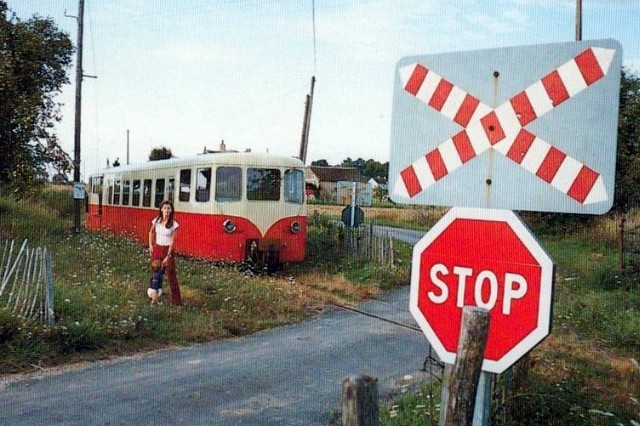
[215,167,241,202]
[284,169,304,204]
[132,180,141,206]
[113,179,121,205]
[179,169,191,202]
[168,178,175,203]
[155,179,165,207]
[143,179,152,207]
[196,168,211,202]
[122,180,131,206]
[91,176,102,194]
[247,168,280,201]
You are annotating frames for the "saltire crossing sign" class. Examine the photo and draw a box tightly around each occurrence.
[389,39,622,214]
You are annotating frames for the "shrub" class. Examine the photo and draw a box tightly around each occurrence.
[0,308,23,343]
[306,211,345,264]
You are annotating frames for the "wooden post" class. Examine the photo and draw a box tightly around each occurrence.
[443,306,490,426]
[45,249,55,325]
[619,215,627,270]
[72,0,85,233]
[342,374,379,426]
[439,364,453,425]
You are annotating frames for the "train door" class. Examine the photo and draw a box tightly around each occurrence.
[90,176,103,213]
[87,175,104,228]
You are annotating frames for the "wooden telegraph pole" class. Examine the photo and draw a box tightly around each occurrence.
[298,76,316,165]
[576,0,582,41]
[71,0,85,233]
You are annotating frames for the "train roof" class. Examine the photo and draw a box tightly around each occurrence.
[93,152,305,176]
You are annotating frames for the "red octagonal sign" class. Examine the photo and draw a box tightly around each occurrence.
[410,207,554,374]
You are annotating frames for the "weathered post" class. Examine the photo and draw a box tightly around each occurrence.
[342,374,379,426]
[619,214,627,270]
[443,306,490,426]
[45,249,55,325]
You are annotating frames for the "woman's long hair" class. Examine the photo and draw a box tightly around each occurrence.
[156,200,175,229]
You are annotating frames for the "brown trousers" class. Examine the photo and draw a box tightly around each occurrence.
[151,245,182,306]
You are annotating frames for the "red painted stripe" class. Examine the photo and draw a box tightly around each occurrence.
[574,48,605,85]
[541,70,570,106]
[452,130,476,163]
[480,111,506,145]
[567,166,599,203]
[400,166,422,197]
[453,94,480,127]
[426,149,448,181]
[428,79,454,111]
[506,129,536,164]
[84,206,307,262]
[536,146,566,183]
[404,64,428,96]
[510,91,537,126]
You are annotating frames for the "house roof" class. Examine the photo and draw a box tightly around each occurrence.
[370,176,388,185]
[307,166,367,183]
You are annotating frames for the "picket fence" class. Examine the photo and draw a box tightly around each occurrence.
[0,239,54,325]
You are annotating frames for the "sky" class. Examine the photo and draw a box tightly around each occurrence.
[7,0,640,181]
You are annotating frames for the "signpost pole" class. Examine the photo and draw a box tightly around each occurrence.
[472,372,492,426]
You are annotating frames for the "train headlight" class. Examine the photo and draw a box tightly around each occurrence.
[290,221,301,234]
[223,219,236,233]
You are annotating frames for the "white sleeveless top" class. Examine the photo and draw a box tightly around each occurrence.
[152,217,179,246]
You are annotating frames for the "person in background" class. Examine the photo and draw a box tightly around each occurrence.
[148,200,182,306]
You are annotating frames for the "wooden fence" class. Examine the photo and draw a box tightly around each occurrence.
[341,223,395,267]
[0,239,54,325]
[622,221,640,270]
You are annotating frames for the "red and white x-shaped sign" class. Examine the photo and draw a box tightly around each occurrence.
[390,41,621,213]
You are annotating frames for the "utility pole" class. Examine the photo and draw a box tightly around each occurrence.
[576,0,582,41]
[298,76,315,165]
[71,0,85,233]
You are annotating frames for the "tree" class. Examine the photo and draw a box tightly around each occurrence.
[311,159,329,166]
[149,146,173,161]
[362,159,388,181]
[613,68,640,213]
[0,2,74,196]
[339,157,388,181]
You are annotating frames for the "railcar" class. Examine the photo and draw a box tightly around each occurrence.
[86,152,306,265]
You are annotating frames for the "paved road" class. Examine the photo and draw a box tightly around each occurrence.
[372,225,426,245]
[0,286,435,425]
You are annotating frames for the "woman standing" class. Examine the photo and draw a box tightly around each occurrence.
[148,200,182,306]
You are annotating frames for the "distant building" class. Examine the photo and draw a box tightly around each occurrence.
[306,166,371,205]
[368,177,388,190]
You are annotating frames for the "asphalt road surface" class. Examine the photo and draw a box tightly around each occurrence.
[372,225,426,245]
[0,285,435,425]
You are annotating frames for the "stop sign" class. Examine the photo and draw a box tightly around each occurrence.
[410,207,554,374]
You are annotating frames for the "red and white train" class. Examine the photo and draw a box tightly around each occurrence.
[86,152,307,265]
